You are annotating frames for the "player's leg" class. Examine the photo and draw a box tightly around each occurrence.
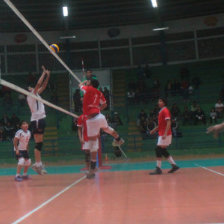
[160,136,179,173]
[15,157,25,181]
[149,145,163,175]
[86,114,124,146]
[23,158,31,179]
[32,119,47,175]
[86,139,98,179]
[85,150,90,169]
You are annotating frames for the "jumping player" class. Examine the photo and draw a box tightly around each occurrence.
[27,66,50,175]
[149,98,179,175]
[13,121,31,182]
[77,114,91,170]
[79,79,124,178]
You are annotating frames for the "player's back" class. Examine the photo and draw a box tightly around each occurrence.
[82,86,106,116]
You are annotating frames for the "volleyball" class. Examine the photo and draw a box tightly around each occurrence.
[49,44,59,53]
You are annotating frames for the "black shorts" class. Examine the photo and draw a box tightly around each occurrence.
[30,118,46,134]
[16,150,30,160]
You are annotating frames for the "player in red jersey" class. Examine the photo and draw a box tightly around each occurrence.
[149,98,179,175]
[79,79,124,178]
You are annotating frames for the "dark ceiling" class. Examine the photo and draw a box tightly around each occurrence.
[0,0,223,33]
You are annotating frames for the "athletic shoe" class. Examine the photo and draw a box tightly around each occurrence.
[86,171,95,179]
[14,176,23,182]
[32,164,42,175]
[41,164,48,175]
[168,165,180,173]
[22,175,30,180]
[112,138,125,147]
[149,167,162,175]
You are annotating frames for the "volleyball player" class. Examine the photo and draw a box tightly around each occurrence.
[149,98,179,175]
[14,121,31,182]
[27,66,50,175]
[79,79,124,178]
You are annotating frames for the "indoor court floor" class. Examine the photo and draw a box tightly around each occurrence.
[1,158,224,224]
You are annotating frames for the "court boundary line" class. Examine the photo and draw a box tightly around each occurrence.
[194,163,224,177]
[11,175,86,224]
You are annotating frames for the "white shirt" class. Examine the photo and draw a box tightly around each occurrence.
[215,103,224,109]
[27,91,46,121]
[14,129,31,151]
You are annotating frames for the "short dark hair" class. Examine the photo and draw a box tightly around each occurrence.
[20,121,28,126]
[159,97,167,106]
[91,79,99,89]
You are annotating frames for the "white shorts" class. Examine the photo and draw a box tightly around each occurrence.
[157,135,172,146]
[86,113,108,138]
[82,138,99,152]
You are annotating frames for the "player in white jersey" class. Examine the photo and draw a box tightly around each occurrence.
[27,65,50,175]
[13,121,31,182]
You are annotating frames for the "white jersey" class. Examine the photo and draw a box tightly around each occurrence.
[14,129,31,151]
[27,91,46,121]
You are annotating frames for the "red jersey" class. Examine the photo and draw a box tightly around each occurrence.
[80,85,106,116]
[77,114,88,141]
[158,107,172,136]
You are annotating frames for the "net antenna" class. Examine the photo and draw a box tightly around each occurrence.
[3,0,81,84]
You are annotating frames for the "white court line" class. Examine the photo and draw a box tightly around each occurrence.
[194,163,224,177]
[11,175,86,224]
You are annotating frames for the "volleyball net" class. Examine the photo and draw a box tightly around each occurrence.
[0,0,120,167]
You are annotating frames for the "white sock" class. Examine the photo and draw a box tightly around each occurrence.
[168,156,176,165]
[16,174,20,177]
[36,162,42,167]
[157,160,162,168]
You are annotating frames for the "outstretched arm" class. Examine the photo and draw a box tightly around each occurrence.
[33,66,47,95]
[38,68,50,95]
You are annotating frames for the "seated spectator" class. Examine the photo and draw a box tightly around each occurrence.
[171,103,181,119]
[1,114,10,125]
[4,122,14,140]
[173,79,181,95]
[11,114,20,129]
[103,87,110,110]
[182,106,191,125]
[144,64,152,79]
[106,113,112,126]
[171,118,182,137]
[137,65,145,80]
[18,93,26,106]
[127,90,135,104]
[147,118,157,138]
[215,99,224,118]
[192,76,201,90]
[112,112,123,127]
[4,93,12,106]
[188,83,194,96]
[164,80,172,97]
[210,108,217,124]
[194,107,206,125]
[73,89,82,113]
[0,122,4,141]
[190,101,198,119]
[140,120,147,134]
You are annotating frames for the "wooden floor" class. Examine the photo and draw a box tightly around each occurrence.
[1,167,224,224]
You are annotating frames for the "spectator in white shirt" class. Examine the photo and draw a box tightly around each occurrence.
[215,99,224,118]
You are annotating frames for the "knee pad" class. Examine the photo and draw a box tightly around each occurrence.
[18,158,25,166]
[155,146,163,158]
[104,127,114,135]
[24,159,31,166]
[85,151,90,163]
[35,142,43,151]
[162,149,170,158]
